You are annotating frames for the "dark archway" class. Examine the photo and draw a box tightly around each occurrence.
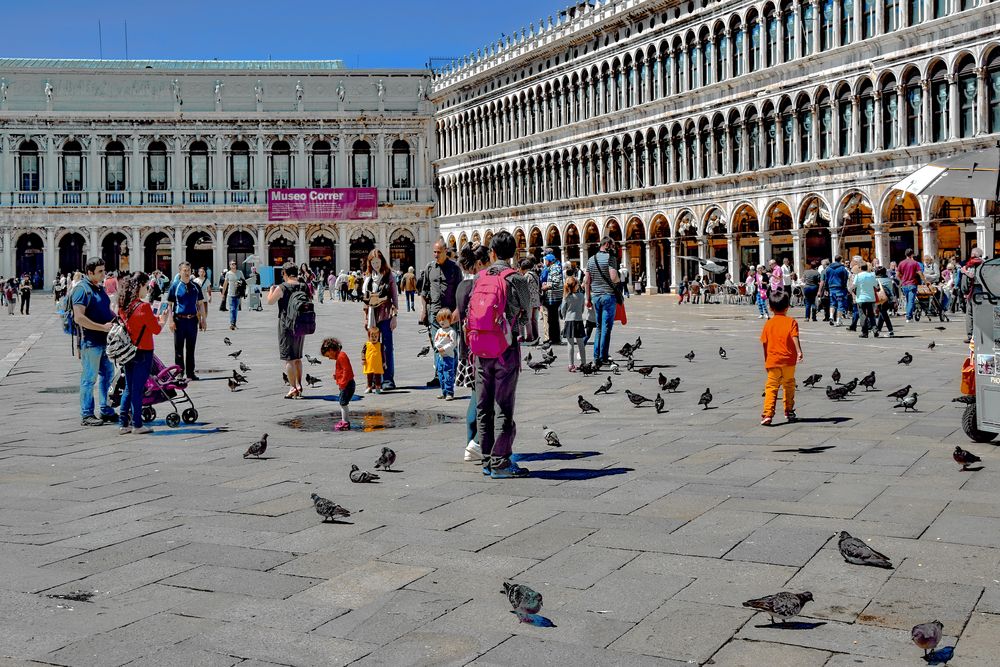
[144,232,172,273]
[186,231,214,280]
[349,231,375,271]
[389,231,416,273]
[268,236,295,268]
[16,232,44,285]
[227,231,255,270]
[309,235,336,273]
[102,232,129,273]
[58,232,86,274]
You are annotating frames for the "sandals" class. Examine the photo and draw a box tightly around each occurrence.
[284,389,300,400]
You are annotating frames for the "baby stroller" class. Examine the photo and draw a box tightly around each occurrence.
[913,284,950,322]
[108,355,199,427]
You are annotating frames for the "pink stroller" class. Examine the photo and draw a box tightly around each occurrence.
[108,355,199,427]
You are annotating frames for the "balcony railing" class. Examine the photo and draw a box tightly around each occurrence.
[142,191,172,205]
[14,191,43,205]
[225,190,257,204]
[183,190,215,205]
[60,192,88,205]
[384,187,417,203]
[101,191,130,205]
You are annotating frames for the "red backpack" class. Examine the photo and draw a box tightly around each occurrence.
[465,268,516,359]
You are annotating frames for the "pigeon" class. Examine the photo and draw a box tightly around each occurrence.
[349,464,380,483]
[859,371,876,391]
[223,336,232,346]
[719,346,727,360]
[953,446,982,470]
[608,361,621,375]
[662,377,681,393]
[843,377,859,394]
[595,377,612,395]
[654,393,665,414]
[898,352,913,365]
[911,620,944,657]
[228,349,242,359]
[540,341,552,351]
[305,374,322,387]
[577,361,596,375]
[684,350,695,362]
[618,342,634,358]
[524,352,532,365]
[657,372,667,386]
[927,341,936,350]
[503,582,543,616]
[838,531,893,569]
[578,395,600,413]
[310,492,350,522]
[952,395,975,404]
[742,591,814,624]
[894,392,918,412]
[826,385,849,401]
[528,360,550,374]
[542,425,562,447]
[239,362,252,373]
[282,372,290,386]
[243,433,268,459]
[417,346,430,358]
[626,359,635,372]
[935,326,947,331]
[305,354,322,366]
[232,370,249,384]
[227,377,238,392]
[887,385,912,400]
[625,389,653,407]
[803,373,822,388]
[832,368,841,384]
[698,388,712,409]
[374,447,396,471]
[632,336,642,351]
[632,365,654,379]
[542,351,557,364]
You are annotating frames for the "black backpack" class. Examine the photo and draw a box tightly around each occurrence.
[282,285,316,336]
[235,277,247,299]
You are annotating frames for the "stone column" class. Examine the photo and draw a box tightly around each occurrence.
[130,228,141,271]
[811,103,821,157]
[921,80,931,145]
[0,134,10,195]
[295,135,307,187]
[213,135,225,199]
[336,135,348,188]
[873,224,888,266]
[172,136,183,202]
[873,90,883,150]
[644,241,656,293]
[336,225,350,274]
[579,243,588,268]
[255,225,266,269]
[213,225,225,278]
[758,231,772,266]
[296,224,307,266]
[791,229,803,275]
[130,134,141,199]
[415,134,427,200]
[88,227,99,262]
[45,134,56,195]
[830,230,841,261]
[812,3,821,53]
[921,222,937,259]
[851,95,861,154]
[727,233,740,284]
[875,0,884,39]
[44,227,55,289]
[833,0,843,46]
[948,74,960,140]
[977,67,989,135]
[1,227,12,278]
[669,241,680,292]
[255,134,266,195]
[173,226,183,269]
[87,135,100,199]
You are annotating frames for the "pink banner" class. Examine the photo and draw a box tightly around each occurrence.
[267,188,378,221]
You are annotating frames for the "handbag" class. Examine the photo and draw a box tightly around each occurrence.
[456,352,475,389]
[594,252,624,305]
[614,301,628,325]
[875,281,888,305]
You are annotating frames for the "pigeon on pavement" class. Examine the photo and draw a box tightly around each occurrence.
[838,531,893,568]
[894,392,919,412]
[887,385,911,400]
[654,393,665,414]
[632,336,642,351]
[374,447,396,471]
[684,350,695,362]
[698,388,712,409]
[232,370,249,384]
[826,385,849,401]
[618,342,634,359]
[417,346,430,358]
[542,425,562,447]
[832,368,841,384]
[898,351,913,365]
[305,374,322,387]
[625,389,653,407]
[803,373,822,388]
[662,377,681,392]
[349,464,380,483]
[719,346,727,359]
[528,360,550,374]
[928,341,936,350]
[577,361,597,375]
[228,349,242,359]
[305,354,322,365]
[227,377,239,392]
[843,378,860,394]
[742,591,813,624]
[243,433,268,459]
[503,582,543,616]
[224,337,232,346]
[578,395,600,413]
[911,620,943,657]
[859,371,876,391]
[310,493,350,522]
[239,362,252,373]
[595,377,612,395]
[935,326,947,331]
[953,446,982,470]
[524,352,532,365]
[632,365,654,379]
[952,395,975,404]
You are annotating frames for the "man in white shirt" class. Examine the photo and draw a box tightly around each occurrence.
[781,258,793,288]
[221,261,246,331]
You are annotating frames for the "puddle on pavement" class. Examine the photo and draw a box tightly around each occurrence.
[282,409,462,433]
[38,386,79,394]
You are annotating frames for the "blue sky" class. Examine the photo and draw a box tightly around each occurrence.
[4,0,569,69]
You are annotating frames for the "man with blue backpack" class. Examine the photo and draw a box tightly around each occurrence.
[461,231,531,479]
[71,257,117,427]
[821,255,851,327]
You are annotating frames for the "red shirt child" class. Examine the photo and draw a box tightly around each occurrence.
[321,338,355,431]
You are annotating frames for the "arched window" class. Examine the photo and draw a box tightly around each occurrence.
[765,8,779,68]
[932,0,946,18]
[748,14,762,73]
[188,140,210,191]
[908,0,924,25]
[904,69,922,146]
[637,54,647,104]
[930,64,949,142]
[713,117,725,174]
[747,110,760,170]
[732,20,745,77]
[105,140,126,192]
[392,139,412,188]
[838,88,853,156]
[352,140,371,188]
[957,58,977,139]
[779,102,793,165]
[602,65,612,113]
[841,0,855,46]
[146,141,167,191]
[818,91,833,158]
[18,140,40,191]
[884,0,899,32]
[677,47,688,93]
[624,57,635,106]
[714,26,727,82]
[765,107,777,167]
[988,50,1000,134]
[62,139,83,191]
[802,1,815,55]
[798,99,812,161]
[729,114,742,173]
[658,128,671,183]
[703,36,714,86]
[614,63,624,110]
[782,2,796,62]
[685,125,697,179]
[862,0,875,39]
[688,38,701,89]
[270,140,291,188]
[881,77,899,149]
[659,44,670,96]
[820,0,834,51]
[672,127,684,181]
[699,122,711,178]
[859,82,875,153]
[311,140,332,188]
[230,140,251,190]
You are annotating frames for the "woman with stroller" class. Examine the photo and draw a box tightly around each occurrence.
[117,272,168,434]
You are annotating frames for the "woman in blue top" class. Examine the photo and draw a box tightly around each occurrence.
[852,261,878,338]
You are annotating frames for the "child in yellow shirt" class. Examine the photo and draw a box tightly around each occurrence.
[362,327,385,394]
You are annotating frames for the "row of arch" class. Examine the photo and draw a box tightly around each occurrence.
[437,50,1000,216]
[436,1,987,157]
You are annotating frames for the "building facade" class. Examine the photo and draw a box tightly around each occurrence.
[0,59,435,286]
[431,0,1000,291]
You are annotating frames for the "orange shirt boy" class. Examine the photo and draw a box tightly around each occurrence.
[760,290,803,425]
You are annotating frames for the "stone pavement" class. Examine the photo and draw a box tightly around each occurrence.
[0,294,997,666]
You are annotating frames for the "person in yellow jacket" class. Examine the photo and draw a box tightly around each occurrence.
[362,326,385,394]
[347,272,357,302]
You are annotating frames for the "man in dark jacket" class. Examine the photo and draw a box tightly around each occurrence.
[822,255,850,327]
[420,239,462,387]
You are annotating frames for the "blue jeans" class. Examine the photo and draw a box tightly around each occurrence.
[228,296,240,326]
[803,286,818,319]
[591,294,617,363]
[757,293,769,317]
[901,285,918,319]
[829,289,848,318]
[466,379,478,444]
[377,318,395,386]
[405,291,415,311]
[436,355,456,397]
[80,341,115,419]
[120,349,153,428]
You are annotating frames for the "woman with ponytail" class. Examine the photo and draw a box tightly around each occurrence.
[117,272,168,434]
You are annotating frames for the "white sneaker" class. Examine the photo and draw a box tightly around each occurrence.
[464,440,482,462]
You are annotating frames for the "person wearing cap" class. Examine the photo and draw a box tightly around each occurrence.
[540,252,564,345]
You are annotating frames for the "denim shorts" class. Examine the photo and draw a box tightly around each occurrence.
[339,379,356,406]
